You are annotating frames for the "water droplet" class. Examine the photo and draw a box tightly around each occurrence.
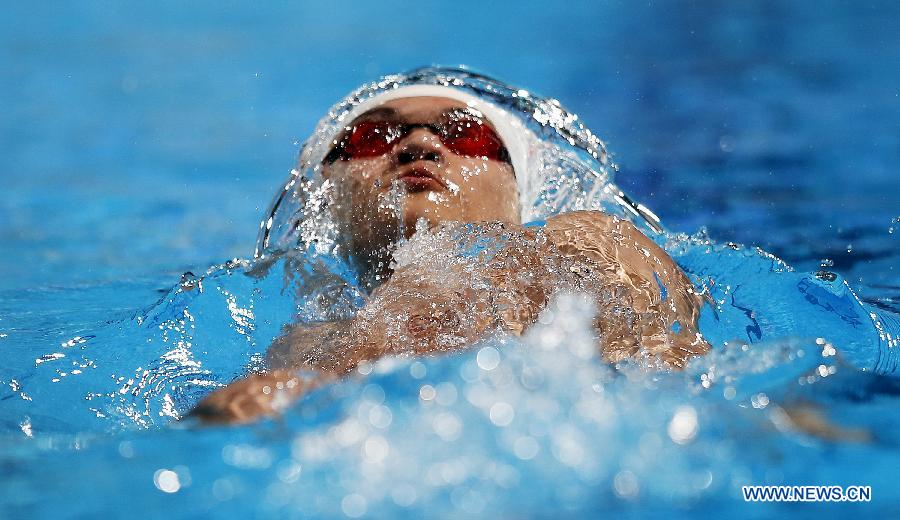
[613,470,639,499]
[419,384,436,401]
[668,405,699,444]
[476,347,501,371]
[513,436,539,460]
[153,469,181,493]
[489,402,515,426]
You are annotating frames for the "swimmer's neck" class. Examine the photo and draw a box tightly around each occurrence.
[350,246,395,291]
[351,217,523,290]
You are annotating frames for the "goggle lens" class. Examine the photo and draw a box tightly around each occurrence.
[327,115,510,164]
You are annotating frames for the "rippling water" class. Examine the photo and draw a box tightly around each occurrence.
[3,1,899,518]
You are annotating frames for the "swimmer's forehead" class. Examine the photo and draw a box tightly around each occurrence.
[352,96,493,125]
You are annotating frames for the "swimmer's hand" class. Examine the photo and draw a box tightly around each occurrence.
[187,370,315,425]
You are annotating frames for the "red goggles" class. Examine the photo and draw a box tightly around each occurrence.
[324,110,511,164]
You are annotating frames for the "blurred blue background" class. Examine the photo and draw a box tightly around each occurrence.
[2,0,898,300]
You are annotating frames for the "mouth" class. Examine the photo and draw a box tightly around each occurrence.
[394,166,446,193]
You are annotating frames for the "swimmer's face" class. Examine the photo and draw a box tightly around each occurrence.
[322,97,520,263]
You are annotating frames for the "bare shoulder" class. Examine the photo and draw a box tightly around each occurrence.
[543,210,661,253]
[541,210,708,366]
[541,210,679,281]
[543,209,617,229]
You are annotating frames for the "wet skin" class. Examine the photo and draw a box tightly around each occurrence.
[324,97,520,280]
[191,97,709,425]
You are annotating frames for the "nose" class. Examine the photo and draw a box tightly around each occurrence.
[394,128,444,164]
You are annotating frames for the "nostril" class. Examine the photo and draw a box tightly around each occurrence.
[397,147,441,164]
[395,127,444,164]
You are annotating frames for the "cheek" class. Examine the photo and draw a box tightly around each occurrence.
[456,161,516,197]
[447,161,488,195]
[328,160,390,196]
[346,159,386,184]
[452,162,520,221]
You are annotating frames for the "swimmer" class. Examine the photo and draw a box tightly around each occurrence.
[191,86,709,424]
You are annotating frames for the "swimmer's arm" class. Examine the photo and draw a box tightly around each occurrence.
[267,260,498,372]
[189,261,499,424]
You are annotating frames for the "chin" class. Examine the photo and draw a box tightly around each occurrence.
[402,209,446,236]
[401,195,466,232]
[402,210,430,237]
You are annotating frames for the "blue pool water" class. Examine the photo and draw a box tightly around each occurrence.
[3,1,900,518]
